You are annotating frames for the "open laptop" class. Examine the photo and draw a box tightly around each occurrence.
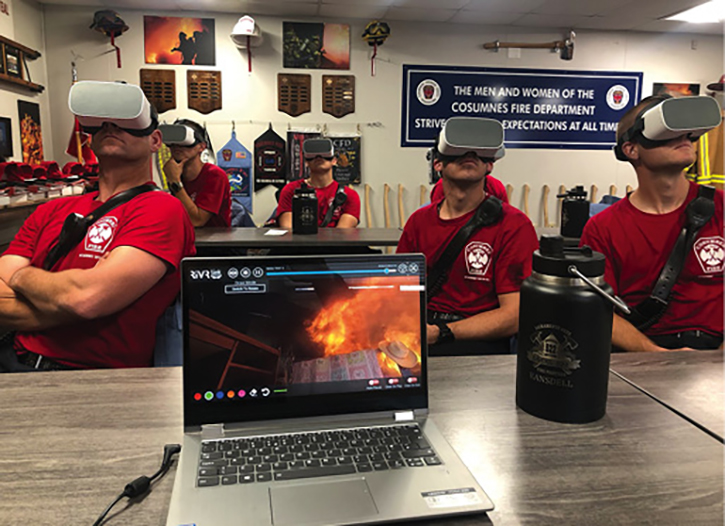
[166,253,494,526]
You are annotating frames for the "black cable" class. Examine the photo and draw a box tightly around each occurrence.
[92,443,182,526]
[610,369,725,445]
[92,493,125,526]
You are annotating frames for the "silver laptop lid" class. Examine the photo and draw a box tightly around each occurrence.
[181,254,428,429]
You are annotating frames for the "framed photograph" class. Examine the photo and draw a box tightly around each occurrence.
[283,22,350,70]
[0,44,5,75]
[5,46,21,77]
[653,82,700,97]
[144,16,216,66]
[17,101,43,164]
[0,117,13,159]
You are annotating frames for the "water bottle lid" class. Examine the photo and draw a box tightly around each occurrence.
[533,235,605,277]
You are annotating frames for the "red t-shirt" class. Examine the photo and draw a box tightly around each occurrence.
[277,179,361,227]
[397,198,538,317]
[5,189,197,368]
[580,181,724,337]
[430,175,509,203]
[184,163,232,228]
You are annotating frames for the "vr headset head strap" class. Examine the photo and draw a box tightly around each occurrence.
[173,119,208,146]
[614,94,672,161]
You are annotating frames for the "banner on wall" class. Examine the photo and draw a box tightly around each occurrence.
[331,136,361,185]
[401,65,643,149]
[217,130,252,213]
[254,126,286,191]
[287,131,321,182]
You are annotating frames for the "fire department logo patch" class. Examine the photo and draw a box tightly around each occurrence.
[416,79,441,106]
[606,84,629,111]
[465,242,493,277]
[694,236,725,274]
[85,216,118,254]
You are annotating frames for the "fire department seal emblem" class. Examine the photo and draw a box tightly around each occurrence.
[464,241,493,277]
[694,236,725,274]
[606,85,629,111]
[528,325,581,377]
[85,216,118,254]
[416,79,441,106]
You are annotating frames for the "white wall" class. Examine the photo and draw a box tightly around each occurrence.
[0,0,51,164]
[0,0,13,37]
[41,5,723,227]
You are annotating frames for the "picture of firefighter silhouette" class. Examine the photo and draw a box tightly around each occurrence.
[186,271,422,394]
[144,16,215,66]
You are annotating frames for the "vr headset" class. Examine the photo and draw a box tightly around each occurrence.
[428,117,505,183]
[69,81,158,136]
[436,117,505,161]
[159,121,207,147]
[614,95,722,161]
[303,138,335,160]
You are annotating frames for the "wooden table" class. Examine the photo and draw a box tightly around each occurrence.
[195,227,402,254]
[610,350,724,441]
[0,355,722,526]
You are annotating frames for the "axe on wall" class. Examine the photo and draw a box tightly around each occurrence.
[483,31,575,61]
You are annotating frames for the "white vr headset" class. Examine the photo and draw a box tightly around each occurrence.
[615,95,722,161]
[435,117,505,161]
[69,81,158,136]
[160,122,205,146]
[303,138,335,159]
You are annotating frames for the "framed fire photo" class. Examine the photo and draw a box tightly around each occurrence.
[144,16,216,66]
[652,82,700,97]
[17,101,43,165]
[283,22,350,70]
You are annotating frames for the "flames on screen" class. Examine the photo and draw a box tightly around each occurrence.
[306,277,421,376]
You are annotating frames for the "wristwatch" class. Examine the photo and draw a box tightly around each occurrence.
[435,322,455,344]
[168,181,183,195]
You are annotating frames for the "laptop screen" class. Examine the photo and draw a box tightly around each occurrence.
[181,254,428,428]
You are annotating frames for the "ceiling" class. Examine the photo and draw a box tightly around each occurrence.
[37,0,725,35]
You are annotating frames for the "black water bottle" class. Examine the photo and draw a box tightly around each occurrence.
[516,236,628,424]
[558,185,590,239]
[292,183,318,235]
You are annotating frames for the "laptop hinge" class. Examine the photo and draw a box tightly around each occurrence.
[201,423,225,440]
[394,410,415,422]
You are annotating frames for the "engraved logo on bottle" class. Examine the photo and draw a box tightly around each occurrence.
[527,325,580,388]
[301,206,315,225]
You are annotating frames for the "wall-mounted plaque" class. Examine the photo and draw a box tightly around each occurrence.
[140,69,176,113]
[322,75,355,118]
[278,73,311,117]
[187,70,222,114]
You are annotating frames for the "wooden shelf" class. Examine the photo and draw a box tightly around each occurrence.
[0,71,44,92]
[0,35,44,93]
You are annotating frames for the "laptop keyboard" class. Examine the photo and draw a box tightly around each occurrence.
[196,423,442,487]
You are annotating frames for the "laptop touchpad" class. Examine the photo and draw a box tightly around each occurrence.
[270,478,378,525]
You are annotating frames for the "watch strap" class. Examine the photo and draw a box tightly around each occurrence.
[435,322,455,344]
[169,181,183,194]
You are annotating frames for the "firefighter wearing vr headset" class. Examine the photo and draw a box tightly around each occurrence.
[581,95,724,351]
[397,117,538,355]
[277,138,361,229]
[0,81,196,371]
[160,120,232,228]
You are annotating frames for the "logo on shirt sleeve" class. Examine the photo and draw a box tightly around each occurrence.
[465,242,493,277]
[85,216,118,254]
[694,236,725,274]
